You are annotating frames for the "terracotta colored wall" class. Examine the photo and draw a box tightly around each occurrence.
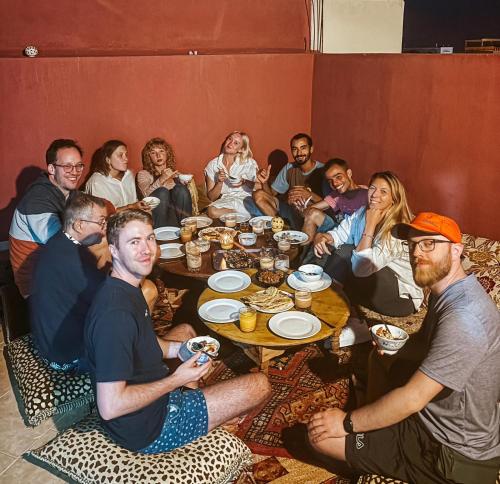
[0,0,309,56]
[0,54,313,238]
[311,54,500,240]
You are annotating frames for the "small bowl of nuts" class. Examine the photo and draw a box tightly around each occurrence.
[254,269,287,288]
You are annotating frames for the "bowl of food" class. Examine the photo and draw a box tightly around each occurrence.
[370,324,409,355]
[178,173,194,184]
[298,264,323,283]
[255,269,287,288]
[178,336,220,365]
[142,196,161,209]
[238,233,257,247]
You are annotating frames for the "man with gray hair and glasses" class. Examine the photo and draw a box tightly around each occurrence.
[9,139,85,298]
[308,212,500,483]
[29,192,108,373]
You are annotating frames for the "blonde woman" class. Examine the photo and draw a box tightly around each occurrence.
[314,171,423,316]
[137,138,192,227]
[204,131,258,219]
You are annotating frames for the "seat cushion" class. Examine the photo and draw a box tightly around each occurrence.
[4,334,93,427]
[25,413,253,484]
[357,476,407,484]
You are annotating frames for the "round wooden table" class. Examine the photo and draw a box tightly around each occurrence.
[197,269,350,372]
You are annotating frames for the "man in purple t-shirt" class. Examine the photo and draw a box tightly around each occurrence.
[302,159,367,242]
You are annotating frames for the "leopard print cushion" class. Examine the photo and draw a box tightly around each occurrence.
[26,413,253,484]
[357,476,406,484]
[4,334,94,427]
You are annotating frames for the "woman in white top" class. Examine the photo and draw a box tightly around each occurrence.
[314,171,423,317]
[204,131,258,219]
[85,140,148,212]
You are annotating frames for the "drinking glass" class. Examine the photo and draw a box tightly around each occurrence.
[274,254,289,272]
[252,220,264,234]
[295,289,312,309]
[185,241,202,272]
[185,219,198,234]
[239,307,257,332]
[180,226,192,243]
[224,214,237,228]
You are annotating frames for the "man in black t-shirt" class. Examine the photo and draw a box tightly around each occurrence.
[30,192,108,372]
[85,209,272,452]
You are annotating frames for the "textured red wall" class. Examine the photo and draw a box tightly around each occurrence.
[311,54,500,240]
[0,0,309,56]
[0,54,313,238]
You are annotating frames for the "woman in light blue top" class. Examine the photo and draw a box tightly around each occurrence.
[313,171,423,316]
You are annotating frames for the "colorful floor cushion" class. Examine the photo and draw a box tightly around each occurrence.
[4,334,93,427]
[25,413,253,484]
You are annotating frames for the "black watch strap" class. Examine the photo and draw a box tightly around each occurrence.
[343,412,354,434]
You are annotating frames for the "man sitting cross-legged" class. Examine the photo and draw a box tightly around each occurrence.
[307,212,500,484]
[85,209,272,453]
[302,158,367,243]
[29,192,108,373]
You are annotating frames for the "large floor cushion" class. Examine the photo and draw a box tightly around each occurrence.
[25,413,253,484]
[4,334,94,427]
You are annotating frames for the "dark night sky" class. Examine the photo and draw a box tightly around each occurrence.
[403,0,500,52]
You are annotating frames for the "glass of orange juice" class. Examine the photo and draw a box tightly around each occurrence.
[239,307,257,332]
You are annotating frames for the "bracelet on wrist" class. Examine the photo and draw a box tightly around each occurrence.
[362,233,374,239]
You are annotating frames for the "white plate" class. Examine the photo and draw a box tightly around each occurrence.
[219,213,251,224]
[287,272,333,292]
[198,227,237,241]
[268,311,321,339]
[248,291,294,314]
[154,226,181,241]
[181,216,213,229]
[198,299,246,323]
[143,196,161,209]
[159,243,184,259]
[273,230,308,244]
[249,216,273,229]
[208,270,251,293]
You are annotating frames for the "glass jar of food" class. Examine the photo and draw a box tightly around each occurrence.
[180,226,192,243]
[294,289,312,309]
[252,219,264,234]
[185,241,202,272]
[239,307,257,332]
[220,231,235,250]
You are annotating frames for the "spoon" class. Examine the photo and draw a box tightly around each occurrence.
[191,342,216,359]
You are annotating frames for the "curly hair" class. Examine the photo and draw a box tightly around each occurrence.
[141,138,176,176]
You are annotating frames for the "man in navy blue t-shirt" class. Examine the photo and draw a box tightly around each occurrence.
[85,209,272,452]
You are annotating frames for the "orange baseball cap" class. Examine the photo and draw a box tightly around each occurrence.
[392,212,462,243]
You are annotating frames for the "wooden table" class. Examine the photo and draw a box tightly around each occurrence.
[197,269,350,373]
[157,230,300,280]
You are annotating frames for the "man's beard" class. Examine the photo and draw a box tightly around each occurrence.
[412,251,451,288]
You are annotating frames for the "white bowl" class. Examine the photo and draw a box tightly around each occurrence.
[238,233,257,246]
[178,173,194,184]
[143,196,161,209]
[370,324,409,355]
[298,264,323,282]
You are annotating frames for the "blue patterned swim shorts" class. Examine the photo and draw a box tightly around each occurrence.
[139,388,208,454]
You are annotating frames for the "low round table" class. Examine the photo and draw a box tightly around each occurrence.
[197,269,350,373]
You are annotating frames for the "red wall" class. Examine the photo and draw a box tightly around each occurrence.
[312,54,500,240]
[0,0,309,56]
[0,54,313,238]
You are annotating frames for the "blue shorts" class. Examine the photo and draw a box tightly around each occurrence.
[317,214,336,232]
[139,388,208,454]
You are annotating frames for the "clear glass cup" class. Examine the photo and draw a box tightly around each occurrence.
[220,231,234,250]
[259,248,274,269]
[274,254,289,272]
[239,221,251,233]
[185,241,202,272]
[252,219,264,234]
[224,213,237,228]
[278,239,291,252]
[185,219,198,234]
[180,226,192,243]
[295,289,312,309]
[239,307,257,332]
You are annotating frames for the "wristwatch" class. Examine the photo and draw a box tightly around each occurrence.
[343,412,354,434]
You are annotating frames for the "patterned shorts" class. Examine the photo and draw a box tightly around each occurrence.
[139,388,208,454]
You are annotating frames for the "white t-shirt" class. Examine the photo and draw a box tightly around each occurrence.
[204,155,258,197]
[85,170,137,208]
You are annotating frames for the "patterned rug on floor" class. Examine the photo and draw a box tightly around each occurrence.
[205,344,350,460]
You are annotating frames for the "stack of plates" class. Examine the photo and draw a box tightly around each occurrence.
[249,216,273,229]
[181,216,213,229]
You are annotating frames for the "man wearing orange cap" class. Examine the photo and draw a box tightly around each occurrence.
[307,212,500,483]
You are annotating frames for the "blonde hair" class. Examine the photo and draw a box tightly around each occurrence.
[369,171,413,251]
[141,138,176,177]
[221,131,253,164]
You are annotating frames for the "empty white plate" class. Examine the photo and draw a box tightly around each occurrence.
[154,226,180,241]
[268,311,321,339]
[287,272,333,292]
[208,270,251,293]
[180,216,213,228]
[198,299,246,323]
[249,216,273,229]
[159,243,184,259]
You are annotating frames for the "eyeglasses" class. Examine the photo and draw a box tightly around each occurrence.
[403,239,452,253]
[52,163,85,173]
[79,219,107,229]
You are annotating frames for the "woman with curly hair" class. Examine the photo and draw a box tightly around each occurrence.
[85,140,149,212]
[204,131,258,219]
[136,138,192,227]
[313,171,423,316]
